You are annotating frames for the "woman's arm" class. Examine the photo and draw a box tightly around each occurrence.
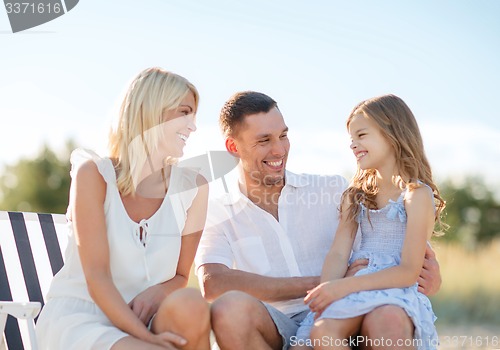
[129,174,209,324]
[71,161,154,343]
[307,187,434,314]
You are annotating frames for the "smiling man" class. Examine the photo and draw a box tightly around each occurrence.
[224,103,290,220]
[195,91,441,350]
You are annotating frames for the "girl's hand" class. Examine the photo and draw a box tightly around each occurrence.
[129,284,165,325]
[149,331,187,349]
[304,280,349,318]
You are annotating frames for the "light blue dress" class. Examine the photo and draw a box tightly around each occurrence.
[296,189,438,350]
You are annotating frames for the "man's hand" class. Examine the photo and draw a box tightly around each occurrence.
[417,243,441,296]
[345,258,369,277]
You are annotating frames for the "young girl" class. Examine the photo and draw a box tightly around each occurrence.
[295,94,445,350]
[35,67,211,349]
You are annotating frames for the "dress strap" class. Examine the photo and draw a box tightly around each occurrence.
[415,181,436,212]
[70,148,116,185]
[386,198,407,222]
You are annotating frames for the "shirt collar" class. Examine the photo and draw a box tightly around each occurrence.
[222,170,310,206]
[285,170,310,188]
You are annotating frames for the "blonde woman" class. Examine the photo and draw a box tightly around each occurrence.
[36,67,210,350]
[295,94,445,350]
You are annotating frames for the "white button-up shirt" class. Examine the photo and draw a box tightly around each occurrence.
[195,170,349,316]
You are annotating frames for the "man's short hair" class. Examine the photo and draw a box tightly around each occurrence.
[219,91,277,137]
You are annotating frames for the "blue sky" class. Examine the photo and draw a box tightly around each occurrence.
[1,0,499,195]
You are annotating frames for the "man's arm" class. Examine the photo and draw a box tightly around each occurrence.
[198,263,319,302]
[417,243,441,296]
[345,244,441,296]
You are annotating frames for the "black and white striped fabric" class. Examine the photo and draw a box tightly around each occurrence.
[0,211,68,350]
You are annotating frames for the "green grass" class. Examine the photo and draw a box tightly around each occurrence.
[430,240,500,326]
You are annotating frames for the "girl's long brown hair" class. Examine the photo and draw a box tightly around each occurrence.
[341,94,446,235]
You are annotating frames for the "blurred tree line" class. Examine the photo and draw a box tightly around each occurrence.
[1,143,500,248]
[0,141,75,214]
[440,177,500,249]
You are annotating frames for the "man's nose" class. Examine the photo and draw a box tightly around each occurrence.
[271,140,286,156]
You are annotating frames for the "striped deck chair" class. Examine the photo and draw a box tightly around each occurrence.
[0,211,68,350]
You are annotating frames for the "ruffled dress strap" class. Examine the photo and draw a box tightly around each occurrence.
[387,181,435,222]
[417,181,435,201]
[69,148,116,185]
[69,149,117,217]
[168,165,201,236]
[403,181,436,213]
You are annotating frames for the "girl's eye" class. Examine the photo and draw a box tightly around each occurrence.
[358,133,366,137]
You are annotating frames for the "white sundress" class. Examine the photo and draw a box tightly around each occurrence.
[35,149,200,350]
[296,187,438,350]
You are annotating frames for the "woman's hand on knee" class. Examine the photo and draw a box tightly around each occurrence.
[149,331,187,349]
[129,284,165,325]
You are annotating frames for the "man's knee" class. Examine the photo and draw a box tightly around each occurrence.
[211,291,260,331]
[211,291,280,349]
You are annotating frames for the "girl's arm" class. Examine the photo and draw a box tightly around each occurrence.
[72,161,157,343]
[129,174,209,323]
[304,201,357,314]
[320,206,358,283]
[307,186,434,314]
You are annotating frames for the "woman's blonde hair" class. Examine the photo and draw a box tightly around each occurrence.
[342,94,446,235]
[108,67,199,196]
